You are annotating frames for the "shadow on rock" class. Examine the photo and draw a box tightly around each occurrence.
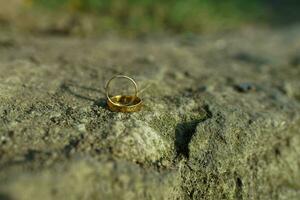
[0,193,13,200]
[175,120,201,159]
[61,82,107,109]
[175,105,213,159]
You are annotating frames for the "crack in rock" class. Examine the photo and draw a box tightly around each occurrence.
[175,105,213,159]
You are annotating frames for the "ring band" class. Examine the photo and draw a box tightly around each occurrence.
[107,95,142,112]
[105,75,138,106]
[105,75,142,112]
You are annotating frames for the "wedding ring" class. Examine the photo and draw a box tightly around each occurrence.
[107,95,142,112]
[105,75,143,112]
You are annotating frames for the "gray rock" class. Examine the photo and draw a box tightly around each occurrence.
[0,27,300,199]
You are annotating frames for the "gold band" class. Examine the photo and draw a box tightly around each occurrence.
[105,75,142,112]
[107,95,142,112]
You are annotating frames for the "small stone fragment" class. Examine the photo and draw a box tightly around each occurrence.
[234,83,256,93]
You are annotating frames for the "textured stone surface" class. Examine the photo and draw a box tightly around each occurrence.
[0,27,300,199]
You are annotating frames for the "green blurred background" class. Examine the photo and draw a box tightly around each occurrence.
[1,0,300,35]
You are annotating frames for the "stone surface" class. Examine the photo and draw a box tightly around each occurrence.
[0,26,300,199]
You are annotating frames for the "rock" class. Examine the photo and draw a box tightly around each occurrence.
[233,83,256,93]
[0,27,300,199]
[290,55,300,67]
[0,158,178,200]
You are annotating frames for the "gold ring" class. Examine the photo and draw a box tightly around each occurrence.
[105,75,143,112]
[107,95,142,112]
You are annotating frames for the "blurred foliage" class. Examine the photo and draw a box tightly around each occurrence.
[30,0,299,34]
